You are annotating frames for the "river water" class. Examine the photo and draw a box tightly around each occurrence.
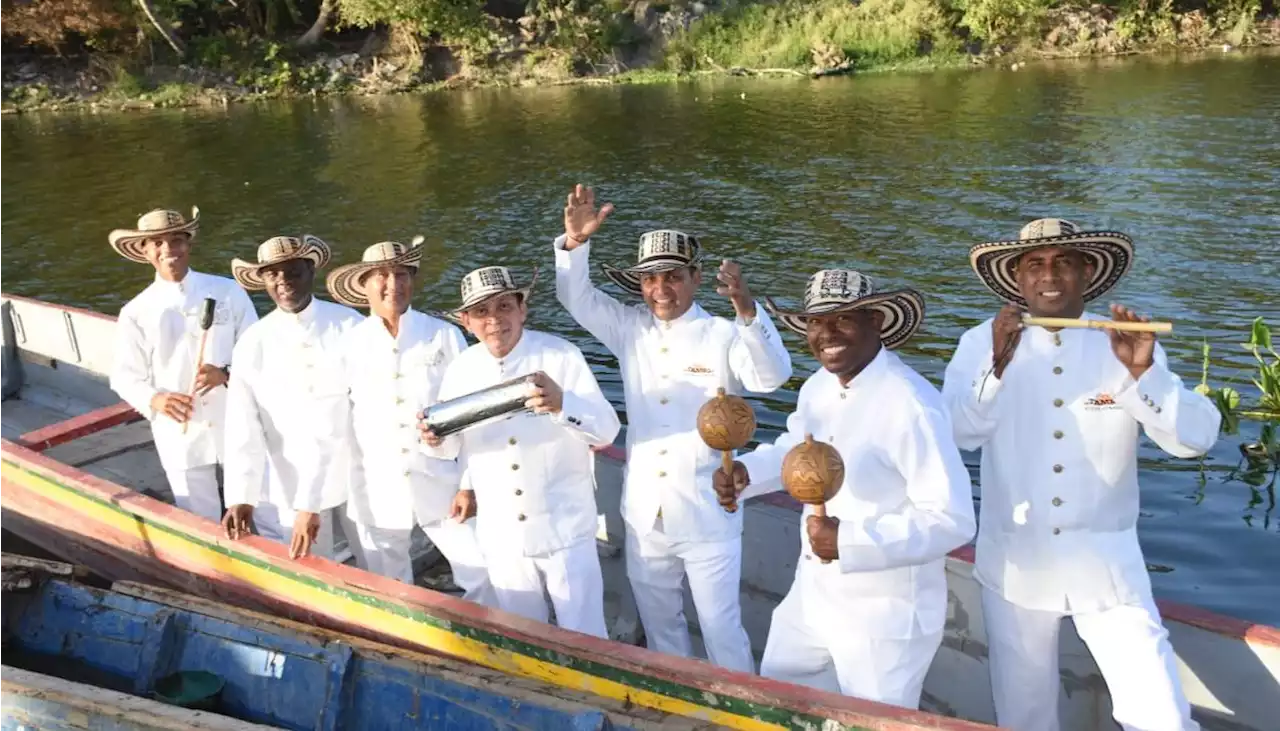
[3,50,1277,625]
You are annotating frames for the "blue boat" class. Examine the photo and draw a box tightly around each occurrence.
[0,554,693,731]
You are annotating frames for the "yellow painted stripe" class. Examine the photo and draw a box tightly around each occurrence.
[6,464,789,731]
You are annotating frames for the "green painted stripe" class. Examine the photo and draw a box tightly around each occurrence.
[3,456,849,730]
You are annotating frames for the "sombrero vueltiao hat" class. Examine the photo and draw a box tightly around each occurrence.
[764,269,925,350]
[600,229,703,295]
[969,218,1134,307]
[230,235,332,291]
[448,265,539,319]
[325,237,425,307]
[108,207,200,264]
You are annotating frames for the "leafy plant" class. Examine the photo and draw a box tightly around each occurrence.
[1197,317,1280,508]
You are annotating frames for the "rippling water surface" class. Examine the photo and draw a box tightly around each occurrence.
[3,50,1278,623]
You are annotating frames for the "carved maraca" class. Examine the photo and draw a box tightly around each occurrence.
[782,433,845,563]
[697,387,756,513]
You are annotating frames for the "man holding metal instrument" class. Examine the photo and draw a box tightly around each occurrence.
[221,235,360,560]
[108,207,257,523]
[327,239,494,606]
[421,265,619,637]
[552,184,792,673]
[941,218,1221,731]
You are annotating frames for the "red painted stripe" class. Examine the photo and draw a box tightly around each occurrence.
[16,402,143,452]
[0,437,995,731]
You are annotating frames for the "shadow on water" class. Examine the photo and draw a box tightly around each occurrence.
[2,51,1278,624]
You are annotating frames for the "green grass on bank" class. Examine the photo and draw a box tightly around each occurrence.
[662,0,965,72]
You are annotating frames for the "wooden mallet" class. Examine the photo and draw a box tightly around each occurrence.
[782,433,845,564]
[697,387,757,513]
[182,297,217,435]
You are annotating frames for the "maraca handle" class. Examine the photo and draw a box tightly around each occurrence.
[812,502,833,564]
[722,450,738,513]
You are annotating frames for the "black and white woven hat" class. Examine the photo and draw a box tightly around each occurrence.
[325,237,424,307]
[231,235,331,291]
[599,229,702,295]
[449,265,538,317]
[968,218,1134,307]
[764,269,925,350]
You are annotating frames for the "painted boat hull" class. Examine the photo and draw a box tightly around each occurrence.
[2,291,1278,731]
[1,565,695,731]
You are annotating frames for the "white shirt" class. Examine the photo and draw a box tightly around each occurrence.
[435,329,621,557]
[342,309,468,530]
[553,237,793,542]
[110,270,258,472]
[737,348,976,640]
[941,312,1222,613]
[222,298,362,514]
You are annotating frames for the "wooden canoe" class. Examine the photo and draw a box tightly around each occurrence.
[2,291,1277,730]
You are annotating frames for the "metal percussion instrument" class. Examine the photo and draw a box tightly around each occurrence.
[421,375,534,437]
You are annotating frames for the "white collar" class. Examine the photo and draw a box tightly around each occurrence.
[652,302,705,331]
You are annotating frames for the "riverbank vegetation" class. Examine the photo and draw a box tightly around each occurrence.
[3,0,1278,111]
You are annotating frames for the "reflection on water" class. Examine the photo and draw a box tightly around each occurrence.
[3,51,1278,624]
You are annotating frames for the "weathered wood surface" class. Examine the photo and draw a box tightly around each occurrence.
[1,666,281,731]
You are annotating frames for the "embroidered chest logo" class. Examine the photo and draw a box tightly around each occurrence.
[684,364,715,375]
[1083,392,1120,410]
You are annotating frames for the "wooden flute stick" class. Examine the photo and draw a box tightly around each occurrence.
[1021,315,1173,333]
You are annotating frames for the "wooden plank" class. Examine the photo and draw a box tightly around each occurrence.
[0,397,75,441]
[48,421,155,467]
[1,665,280,730]
[17,402,144,452]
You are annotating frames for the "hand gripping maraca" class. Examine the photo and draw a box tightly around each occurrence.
[782,433,845,563]
[697,387,756,513]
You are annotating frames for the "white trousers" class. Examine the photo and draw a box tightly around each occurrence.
[982,586,1199,731]
[761,589,941,708]
[625,522,754,673]
[165,464,223,523]
[485,538,607,639]
[347,518,496,607]
[254,503,338,560]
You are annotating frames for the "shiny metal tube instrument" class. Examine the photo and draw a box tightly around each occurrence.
[421,375,533,437]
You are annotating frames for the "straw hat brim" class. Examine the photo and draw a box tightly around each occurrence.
[449,267,539,318]
[108,207,200,264]
[764,289,926,350]
[230,235,332,291]
[600,257,703,296]
[968,231,1133,307]
[325,245,423,307]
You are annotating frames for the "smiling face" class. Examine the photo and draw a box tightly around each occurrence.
[640,267,700,321]
[1013,246,1094,318]
[260,258,315,313]
[804,308,885,385]
[461,293,527,358]
[363,265,416,321]
[143,233,192,282]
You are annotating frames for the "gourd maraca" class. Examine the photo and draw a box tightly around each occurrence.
[697,387,756,513]
[782,434,845,563]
